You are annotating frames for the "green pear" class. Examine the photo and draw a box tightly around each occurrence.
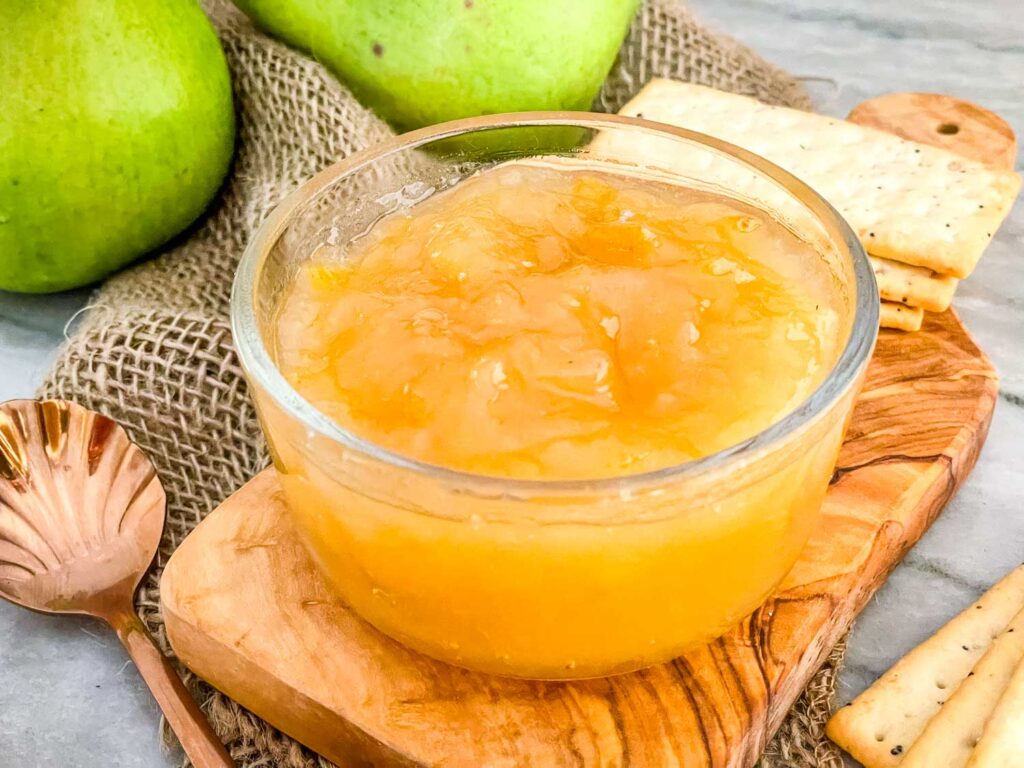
[232,0,640,132]
[0,0,235,293]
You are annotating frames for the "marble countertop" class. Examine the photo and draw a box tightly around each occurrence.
[1,1,1022,765]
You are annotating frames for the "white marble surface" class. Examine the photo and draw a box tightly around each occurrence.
[0,1,1022,765]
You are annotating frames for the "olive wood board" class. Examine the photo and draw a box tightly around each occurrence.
[161,93,1009,767]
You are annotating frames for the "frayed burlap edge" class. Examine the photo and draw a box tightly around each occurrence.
[760,638,847,768]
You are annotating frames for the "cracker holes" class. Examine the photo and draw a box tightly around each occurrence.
[937,122,960,136]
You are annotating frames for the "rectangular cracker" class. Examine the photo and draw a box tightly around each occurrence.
[967,654,1024,767]
[880,300,924,332]
[870,256,959,312]
[607,80,1021,278]
[900,606,1024,768]
[826,565,1024,767]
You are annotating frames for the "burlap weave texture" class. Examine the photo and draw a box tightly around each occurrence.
[40,2,840,766]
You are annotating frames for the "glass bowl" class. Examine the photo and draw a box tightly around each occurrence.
[231,113,878,680]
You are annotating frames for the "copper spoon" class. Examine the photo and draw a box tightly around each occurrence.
[0,399,233,768]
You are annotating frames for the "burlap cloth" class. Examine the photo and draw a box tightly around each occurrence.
[40,2,844,766]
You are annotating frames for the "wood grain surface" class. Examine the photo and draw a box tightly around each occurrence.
[847,92,1017,169]
[161,94,1005,767]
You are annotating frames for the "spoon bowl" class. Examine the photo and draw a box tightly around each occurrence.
[0,399,233,768]
[0,399,163,616]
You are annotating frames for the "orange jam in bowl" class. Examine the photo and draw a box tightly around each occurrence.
[233,115,878,679]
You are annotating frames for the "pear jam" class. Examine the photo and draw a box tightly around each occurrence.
[276,163,839,479]
[266,160,848,678]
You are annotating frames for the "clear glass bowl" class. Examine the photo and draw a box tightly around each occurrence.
[232,113,879,680]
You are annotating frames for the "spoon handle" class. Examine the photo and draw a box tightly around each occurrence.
[112,609,235,768]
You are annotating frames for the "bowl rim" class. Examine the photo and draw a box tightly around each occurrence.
[231,111,879,496]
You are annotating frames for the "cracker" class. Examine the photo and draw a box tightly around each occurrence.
[870,256,959,312]
[900,606,1024,768]
[826,565,1024,767]
[880,301,924,332]
[967,654,1024,767]
[606,80,1021,278]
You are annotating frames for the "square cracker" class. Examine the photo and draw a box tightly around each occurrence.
[606,80,1021,278]
[870,256,958,312]
[826,565,1024,767]
[880,300,923,332]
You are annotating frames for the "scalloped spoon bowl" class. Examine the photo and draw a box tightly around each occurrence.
[0,399,232,768]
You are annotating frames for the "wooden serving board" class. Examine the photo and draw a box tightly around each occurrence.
[161,94,1010,767]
